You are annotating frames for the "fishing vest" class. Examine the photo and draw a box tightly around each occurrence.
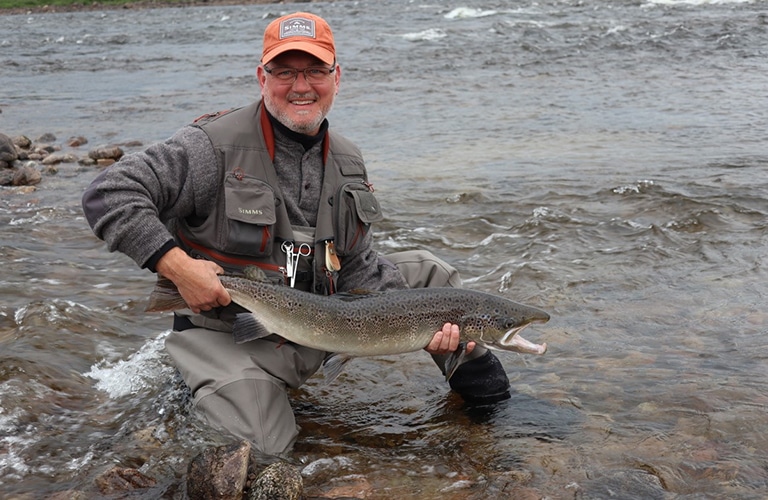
[176,100,383,295]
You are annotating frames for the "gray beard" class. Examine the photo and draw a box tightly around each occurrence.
[262,94,332,135]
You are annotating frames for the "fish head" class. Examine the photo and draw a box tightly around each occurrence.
[464,304,550,355]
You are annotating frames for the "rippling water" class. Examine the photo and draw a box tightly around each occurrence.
[1,0,767,498]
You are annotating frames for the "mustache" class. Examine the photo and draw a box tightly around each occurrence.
[287,92,318,100]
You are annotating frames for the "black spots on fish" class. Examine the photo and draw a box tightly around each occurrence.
[370,297,398,319]
[462,313,491,330]
[337,292,396,319]
[281,297,305,311]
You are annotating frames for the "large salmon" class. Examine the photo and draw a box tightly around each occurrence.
[147,272,549,382]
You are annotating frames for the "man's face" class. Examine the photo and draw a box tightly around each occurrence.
[258,51,340,136]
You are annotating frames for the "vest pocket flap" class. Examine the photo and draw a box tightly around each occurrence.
[333,181,384,256]
[350,189,384,224]
[224,177,277,225]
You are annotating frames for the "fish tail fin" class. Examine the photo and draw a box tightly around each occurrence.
[146,276,188,312]
[444,342,469,382]
[232,313,273,344]
[321,353,354,385]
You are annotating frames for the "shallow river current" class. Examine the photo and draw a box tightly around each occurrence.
[1,0,767,498]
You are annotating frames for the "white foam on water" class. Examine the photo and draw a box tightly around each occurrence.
[401,28,447,42]
[444,7,498,19]
[301,456,355,478]
[0,388,34,484]
[84,331,173,398]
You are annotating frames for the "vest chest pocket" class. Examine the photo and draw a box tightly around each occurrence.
[223,174,277,256]
[334,181,384,256]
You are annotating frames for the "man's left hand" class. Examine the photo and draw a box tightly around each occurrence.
[424,323,476,355]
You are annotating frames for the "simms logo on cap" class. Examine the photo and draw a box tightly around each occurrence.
[261,12,336,65]
[280,18,316,40]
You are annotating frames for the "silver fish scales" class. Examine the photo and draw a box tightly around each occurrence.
[147,273,549,382]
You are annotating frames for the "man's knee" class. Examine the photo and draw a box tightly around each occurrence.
[382,250,462,289]
[196,378,299,456]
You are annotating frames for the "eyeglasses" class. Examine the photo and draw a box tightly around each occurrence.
[263,65,336,84]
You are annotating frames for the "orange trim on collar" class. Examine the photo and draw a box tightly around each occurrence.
[260,103,276,161]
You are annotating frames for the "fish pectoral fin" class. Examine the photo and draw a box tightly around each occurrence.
[443,342,469,382]
[321,353,355,385]
[232,313,272,344]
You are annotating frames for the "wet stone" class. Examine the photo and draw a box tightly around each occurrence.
[94,466,157,494]
[11,135,31,149]
[1,131,139,190]
[11,163,41,186]
[35,132,57,143]
[67,135,88,147]
[42,152,79,165]
[0,169,14,185]
[580,469,667,499]
[187,440,251,500]
[88,145,124,161]
[0,132,18,164]
[34,143,59,155]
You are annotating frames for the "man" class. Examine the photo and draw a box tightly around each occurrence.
[82,12,510,456]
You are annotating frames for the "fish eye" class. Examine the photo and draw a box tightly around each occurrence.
[504,318,517,329]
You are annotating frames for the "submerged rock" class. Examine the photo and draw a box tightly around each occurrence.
[187,440,251,500]
[94,466,157,494]
[67,135,88,147]
[186,440,305,500]
[35,132,57,143]
[11,162,41,186]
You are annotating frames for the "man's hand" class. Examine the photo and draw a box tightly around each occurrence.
[424,322,476,355]
[156,247,231,314]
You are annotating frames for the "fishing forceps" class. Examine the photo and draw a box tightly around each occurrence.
[281,241,312,288]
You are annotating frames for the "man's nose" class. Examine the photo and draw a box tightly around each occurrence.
[291,71,313,90]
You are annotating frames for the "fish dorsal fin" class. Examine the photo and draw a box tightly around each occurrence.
[242,265,271,283]
[333,289,381,302]
[232,313,273,344]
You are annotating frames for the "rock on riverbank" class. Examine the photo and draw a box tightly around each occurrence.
[0,131,131,192]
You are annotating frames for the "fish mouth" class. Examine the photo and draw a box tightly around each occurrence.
[499,324,548,355]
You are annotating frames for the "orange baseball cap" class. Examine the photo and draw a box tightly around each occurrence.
[261,12,336,65]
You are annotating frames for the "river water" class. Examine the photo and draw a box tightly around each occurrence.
[1,0,767,498]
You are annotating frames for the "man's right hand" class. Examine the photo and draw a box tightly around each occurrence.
[155,247,231,314]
